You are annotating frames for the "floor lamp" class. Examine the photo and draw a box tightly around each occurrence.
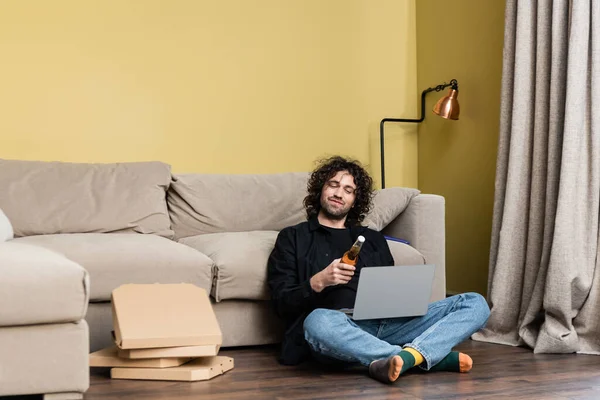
[380,79,460,189]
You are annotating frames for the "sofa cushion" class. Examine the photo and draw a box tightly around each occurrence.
[0,207,13,242]
[179,231,278,301]
[0,322,90,396]
[13,234,214,302]
[168,172,420,238]
[179,232,425,303]
[363,188,420,231]
[168,173,309,239]
[0,241,89,326]
[0,159,173,238]
[387,240,427,266]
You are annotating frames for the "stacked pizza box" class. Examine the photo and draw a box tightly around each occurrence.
[89,284,234,381]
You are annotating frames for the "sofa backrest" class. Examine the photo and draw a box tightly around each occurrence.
[167,172,420,239]
[168,173,309,239]
[0,159,173,238]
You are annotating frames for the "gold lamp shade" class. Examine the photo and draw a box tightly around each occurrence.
[433,88,460,120]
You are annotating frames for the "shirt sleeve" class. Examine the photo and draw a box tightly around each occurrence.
[267,228,317,318]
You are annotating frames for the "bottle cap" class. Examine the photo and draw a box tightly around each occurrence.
[357,235,365,243]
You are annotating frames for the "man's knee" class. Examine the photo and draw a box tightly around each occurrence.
[463,292,490,326]
[304,308,341,342]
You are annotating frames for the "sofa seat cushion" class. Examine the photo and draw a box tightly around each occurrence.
[178,232,426,303]
[179,231,278,302]
[387,240,427,266]
[0,241,89,326]
[13,234,214,302]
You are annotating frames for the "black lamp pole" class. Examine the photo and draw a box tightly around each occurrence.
[380,79,458,189]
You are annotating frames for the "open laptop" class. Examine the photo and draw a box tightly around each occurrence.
[339,265,436,320]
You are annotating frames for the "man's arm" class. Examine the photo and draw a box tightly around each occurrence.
[267,228,318,318]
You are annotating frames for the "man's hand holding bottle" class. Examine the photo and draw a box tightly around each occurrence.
[309,235,365,293]
[310,259,355,292]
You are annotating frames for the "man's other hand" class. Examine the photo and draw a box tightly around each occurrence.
[310,258,355,293]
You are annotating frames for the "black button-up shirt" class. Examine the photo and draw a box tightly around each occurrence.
[267,217,395,365]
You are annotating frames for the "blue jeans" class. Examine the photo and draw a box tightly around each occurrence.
[303,292,490,370]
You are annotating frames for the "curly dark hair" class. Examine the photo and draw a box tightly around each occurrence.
[303,156,374,226]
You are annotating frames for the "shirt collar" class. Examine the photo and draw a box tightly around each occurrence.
[308,215,366,235]
[308,216,321,232]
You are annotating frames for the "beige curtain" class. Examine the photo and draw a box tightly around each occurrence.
[472,0,600,354]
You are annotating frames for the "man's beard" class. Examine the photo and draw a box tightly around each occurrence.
[320,199,351,221]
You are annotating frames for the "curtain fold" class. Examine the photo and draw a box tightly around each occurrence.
[472,0,600,354]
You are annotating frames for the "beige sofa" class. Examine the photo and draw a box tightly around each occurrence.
[0,216,90,398]
[0,159,445,397]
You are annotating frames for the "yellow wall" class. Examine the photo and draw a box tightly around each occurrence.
[416,1,505,294]
[0,0,417,187]
[1,0,507,294]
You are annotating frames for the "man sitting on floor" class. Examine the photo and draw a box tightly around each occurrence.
[267,155,490,383]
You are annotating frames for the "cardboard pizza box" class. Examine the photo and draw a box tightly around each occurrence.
[90,346,191,368]
[112,284,222,350]
[117,344,220,359]
[111,356,234,381]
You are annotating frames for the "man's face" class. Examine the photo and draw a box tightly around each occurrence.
[319,170,357,220]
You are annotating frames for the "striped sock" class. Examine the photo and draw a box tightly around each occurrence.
[369,348,425,384]
[429,351,473,373]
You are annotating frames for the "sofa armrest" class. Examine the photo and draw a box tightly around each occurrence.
[0,241,90,327]
[382,194,446,302]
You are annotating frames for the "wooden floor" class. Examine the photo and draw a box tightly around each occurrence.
[6,340,600,400]
[86,340,600,400]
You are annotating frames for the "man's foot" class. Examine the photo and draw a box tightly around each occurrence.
[369,355,403,383]
[429,351,473,373]
[369,348,426,383]
[458,353,473,372]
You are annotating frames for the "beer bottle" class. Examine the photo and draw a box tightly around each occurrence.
[341,235,365,266]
